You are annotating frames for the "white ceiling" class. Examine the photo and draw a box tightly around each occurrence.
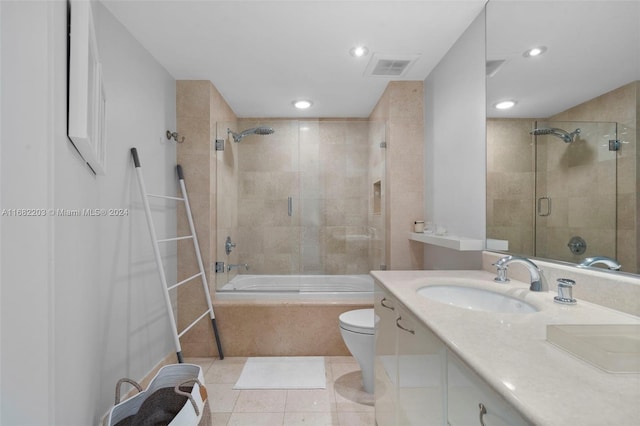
[101,0,487,118]
[487,1,640,118]
[101,0,639,119]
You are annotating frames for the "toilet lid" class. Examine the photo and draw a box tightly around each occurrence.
[339,309,376,335]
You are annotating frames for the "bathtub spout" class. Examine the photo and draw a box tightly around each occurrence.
[227,263,249,272]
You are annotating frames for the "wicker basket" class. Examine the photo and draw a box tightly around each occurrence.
[104,364,211,426]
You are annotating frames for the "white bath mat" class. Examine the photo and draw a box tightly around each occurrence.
[234,356,326,390]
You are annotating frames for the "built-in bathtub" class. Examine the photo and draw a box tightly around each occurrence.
[216,274,374,300]
[194,274,374,357]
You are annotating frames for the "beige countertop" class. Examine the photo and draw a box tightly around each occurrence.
[371,270,640,426]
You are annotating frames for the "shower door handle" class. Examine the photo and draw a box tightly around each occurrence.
[288,197,293,217]
[537,197,551,217]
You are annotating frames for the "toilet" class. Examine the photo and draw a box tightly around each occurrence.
[339,308,377,393]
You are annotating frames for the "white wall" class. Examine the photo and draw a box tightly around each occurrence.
[423,9,486,269]
[1,2,56,424]
[1,1,177,424]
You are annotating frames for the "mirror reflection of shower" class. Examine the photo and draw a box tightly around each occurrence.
[485,119,619,269]
[533,121,617,264]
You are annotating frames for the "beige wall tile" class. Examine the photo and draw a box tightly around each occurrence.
[181,302,371,358]
[177,80,211,120]
[369,82,424,270]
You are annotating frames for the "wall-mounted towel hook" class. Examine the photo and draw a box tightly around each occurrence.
[166,130,185,143]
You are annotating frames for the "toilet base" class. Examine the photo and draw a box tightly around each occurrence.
[339,327,375,394]
[360,367,374,394]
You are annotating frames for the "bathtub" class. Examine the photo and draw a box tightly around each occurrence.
[216,274,374,300]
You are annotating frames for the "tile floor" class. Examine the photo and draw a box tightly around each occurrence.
[184,356,375,426]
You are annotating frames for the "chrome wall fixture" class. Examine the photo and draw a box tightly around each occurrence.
[166,130,185,143]
[567,236,587,255]
[225,236,236,255]
[530,127,581,143]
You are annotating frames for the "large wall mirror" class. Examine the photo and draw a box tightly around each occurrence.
[485,1,639,275]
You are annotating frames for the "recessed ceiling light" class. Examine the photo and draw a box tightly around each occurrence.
[523,46,547,58]
[349,46,369,58]
[494,100,517,110]
[293,100,313,110]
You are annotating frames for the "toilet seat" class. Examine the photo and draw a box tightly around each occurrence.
[339,308,375,335]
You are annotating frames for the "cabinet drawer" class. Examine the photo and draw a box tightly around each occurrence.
[448,351,530,426]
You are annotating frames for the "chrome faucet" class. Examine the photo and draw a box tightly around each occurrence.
[227,263,249,272]
[493,255,546,292]
[578,256,621,271]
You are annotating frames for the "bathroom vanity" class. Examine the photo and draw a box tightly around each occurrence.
[372,270,640,425]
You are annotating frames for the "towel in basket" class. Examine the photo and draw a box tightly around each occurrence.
[104,363,211,426]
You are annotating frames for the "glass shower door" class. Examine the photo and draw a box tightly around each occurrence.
[298,120,386,277]
[534,121,617,263]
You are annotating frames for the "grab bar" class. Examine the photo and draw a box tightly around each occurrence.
[288,196,293,217]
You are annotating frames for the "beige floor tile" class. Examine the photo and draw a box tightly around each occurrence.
[206,358,247,384]
[330,362,360,379]
[184,357,215,374]
[193,355,375,424]
[337,411,375,425]
[234,389,287,412]
[334,371,374,412]
[207,383,240,413]
[285,389,336,413]
[283,411,340,426]
[227,412,284,426]
[327,356,356,364]
[211,412,231,426]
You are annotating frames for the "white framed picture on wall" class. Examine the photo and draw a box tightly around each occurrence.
[68,0,107,175]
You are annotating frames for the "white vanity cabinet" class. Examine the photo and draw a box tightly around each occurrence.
[447,351,529,426]
[396,303,446,425]
[375,282,528,426]
[374,281,399,426]
[374,283,446,426]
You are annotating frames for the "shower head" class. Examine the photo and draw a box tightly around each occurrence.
[530,127,581,143]
[227,127,275,143]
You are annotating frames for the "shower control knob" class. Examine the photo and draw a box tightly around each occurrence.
[225,236,236,255]
[567,236,586,255]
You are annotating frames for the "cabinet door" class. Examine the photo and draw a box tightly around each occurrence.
[447,351,529,426]
[396,305,446,426]
[375,282,398,426]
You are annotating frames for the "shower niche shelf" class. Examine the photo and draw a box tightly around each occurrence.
[409,232,484,251]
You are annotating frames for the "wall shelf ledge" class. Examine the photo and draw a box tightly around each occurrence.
[409,232,485,251]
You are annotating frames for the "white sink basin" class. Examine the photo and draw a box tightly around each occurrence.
[417,285,538,314]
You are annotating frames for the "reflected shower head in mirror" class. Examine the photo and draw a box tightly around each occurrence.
[530,127,580,143]
[227,127,275,143]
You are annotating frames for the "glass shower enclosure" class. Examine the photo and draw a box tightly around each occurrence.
[534,120,617,263]
[215,119,386,293]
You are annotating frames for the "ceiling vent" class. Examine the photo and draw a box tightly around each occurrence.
[364,53,419,78]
